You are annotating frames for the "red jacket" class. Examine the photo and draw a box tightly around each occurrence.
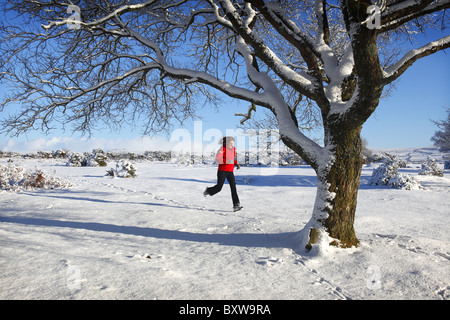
[216,146,237,172]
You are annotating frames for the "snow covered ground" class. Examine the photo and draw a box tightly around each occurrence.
[371,146,448,163]
[0,155,449,300]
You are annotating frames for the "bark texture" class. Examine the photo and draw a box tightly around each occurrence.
[324,126,363,248]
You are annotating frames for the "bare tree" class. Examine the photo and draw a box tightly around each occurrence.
[431,108,450,152]
[1,0,449,251]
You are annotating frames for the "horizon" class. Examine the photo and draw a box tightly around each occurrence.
[0,134,445,155]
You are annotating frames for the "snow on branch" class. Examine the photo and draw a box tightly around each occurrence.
[250,1,318,55]
[383,35,450,84]
[380,0,450,32]
[230,30,322,166]
[42,0,158,30]
[217,0,315,97]
[313,0,340,82]
[249,0,327,89]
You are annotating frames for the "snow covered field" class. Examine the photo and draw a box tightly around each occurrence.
[0,156,449,300]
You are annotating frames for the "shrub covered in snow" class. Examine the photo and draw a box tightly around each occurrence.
[66,152,85,167]
[66,149,108,167]
[0,164,72,192]
[387,174,423,190]
[278,151,304,166]
[367,152,408,166]
[144,151,171,162]
[85,149,108,167]
[369,156,422,190]
[419,156,444,177]
[369,159,398,186]
[106,160,137,178]
[384,153,407,168]
[53,149,68,158]
[445,160,450,170]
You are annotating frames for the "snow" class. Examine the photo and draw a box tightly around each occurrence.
[0,154,449,300]
[383,35,450,80]
[371,147,447,164]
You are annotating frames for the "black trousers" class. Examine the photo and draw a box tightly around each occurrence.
[206,171,240,206]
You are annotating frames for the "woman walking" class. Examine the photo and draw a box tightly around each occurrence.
[204,136,243,212]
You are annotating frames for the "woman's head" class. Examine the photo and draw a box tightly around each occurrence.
[220,136,235,148]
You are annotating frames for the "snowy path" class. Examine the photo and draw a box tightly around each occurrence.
[1,160,449,299]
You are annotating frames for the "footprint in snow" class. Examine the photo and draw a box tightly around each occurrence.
[256,256,283,266]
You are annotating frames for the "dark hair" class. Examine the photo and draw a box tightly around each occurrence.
[219,136,234,146]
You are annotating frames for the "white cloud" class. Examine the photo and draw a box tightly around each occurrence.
[0,136,178,153]
[0,123,263,154]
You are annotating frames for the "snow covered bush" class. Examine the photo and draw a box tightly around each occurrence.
[369,158,399,186]
[0,164,71,192]
[419,156,444,177]
[106,160,137,178]
[66,152,85,167]
[384,153,407,168]
[52,149,68,158]
[145,151,171,162]
[84,149,108,167]
[369,157,422,190]
[445,160,450,170]
[278,151,303,166]
[66,149,108,167]
[388,174,423,190]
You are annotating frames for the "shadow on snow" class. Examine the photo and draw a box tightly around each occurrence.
[0,216,298,250]
[161,174,318,187]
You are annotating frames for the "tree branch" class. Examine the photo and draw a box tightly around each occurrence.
[42,0,159,31]
[216,0,316,98]
[315,0,330,46]
[383,35,450,84]
[247,0,321,69]
[380,0,450,33]
[336,0,384,129]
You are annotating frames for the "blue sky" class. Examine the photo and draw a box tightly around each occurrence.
[188,47,450,150]
[362,48,449,149]
[0,28,449,153]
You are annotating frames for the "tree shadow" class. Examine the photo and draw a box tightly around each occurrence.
[237,174,317,187]
[0,216,298,249]
[162,174,318,187]
[158,177,213,184]
[20,189,229,213]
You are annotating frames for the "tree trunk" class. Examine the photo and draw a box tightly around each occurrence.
[325,126,363,248]
[305,126,363,250]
